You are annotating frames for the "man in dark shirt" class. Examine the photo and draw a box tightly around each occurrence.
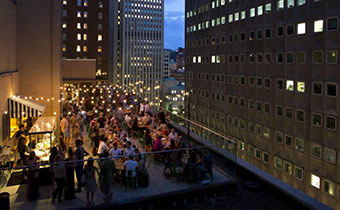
[75,140,89,192]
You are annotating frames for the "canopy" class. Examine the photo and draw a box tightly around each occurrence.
[28,117,56,134]
[8,94,46,118]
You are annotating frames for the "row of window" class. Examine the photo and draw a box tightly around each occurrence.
[187,18,337,49]
[187,11,337,36]
[188,72,338,97]
[190,50,339,65]
[224,94,338,130]
[186,0,319,20]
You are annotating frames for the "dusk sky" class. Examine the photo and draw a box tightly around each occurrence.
[164,0,185,50]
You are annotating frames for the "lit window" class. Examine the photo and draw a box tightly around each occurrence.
[83,23,88,29]
[310,174,320,189]
[99,1,103,8]
[287,0,294,8]
[314,20,323,33]
[297,23,306,34]
[98,35,102,41]
[77,34,82,40]
[77,11,81,18]
[197,56,201,63]
[257,6,263,16]
[297,0,306,6]
[63,0,67,5]
[76,45,81,52]
[238,141,245,151]
[98,46,102,53]
[211,56,216,63]
[286,80,294,91]
[265,3,271,14]
[241,11,246,20]
[297,81,305,92]
[77,23,81,29]
[83,46,87,52]
[277,0,284,11]
[62,45,66,52]
[263,127,270,139]
[323,180,334,196]
[62,23,67,28]
[228,14,233,23]
[192,56,196,63]
[84,0,88,6]
[250,8,255,17]
[83,34,87,40]
[84,11,88,18]
[234,13,239,21]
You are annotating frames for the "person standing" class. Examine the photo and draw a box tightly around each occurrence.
[75,140,89,193]
[98,137,109,158]
[60,114,70,148]
[109,142,121,159]
[64,147,76,200]
[99,152,115,202]
[84,158,99,207]
[52,155,66,204]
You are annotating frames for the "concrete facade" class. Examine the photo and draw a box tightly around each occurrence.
[0,0,62,141]
[185,0,340,209]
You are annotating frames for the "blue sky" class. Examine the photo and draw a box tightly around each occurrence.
[164,0,184,50]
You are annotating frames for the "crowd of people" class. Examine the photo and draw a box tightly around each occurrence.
[15,84,213,207]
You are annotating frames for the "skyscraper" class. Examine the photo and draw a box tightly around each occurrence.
[185,0,340,209]
[115,0,164,104]
[61,0,117,81]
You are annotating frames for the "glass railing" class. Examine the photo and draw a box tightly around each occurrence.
[159,107,238,177]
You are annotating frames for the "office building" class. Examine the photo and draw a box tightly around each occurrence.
[164,49,172,78]
[185,0,340,209]
[115,0,164,104]
[61,0,117,81]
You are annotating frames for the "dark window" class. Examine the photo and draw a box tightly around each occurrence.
[326,84,337,96]
[240,32,246,41]
[257,30,263,39]
[257,54,263,63]
[286,108,293,119]
[328,18,338,31]
[276,106,283,116]
[277,53,284,63]
[265,28,271,38]
[286,52,294,63]
[286,25,295,35]
[313,82,323,95]
[249,31,255,40]
[296,51,305,64]
[228,34,233,42]
[276,79,284,90]
[264,78,271,88]
[265,53,271,63]
[277,26,284,37]
[296,110,304,122]
[326,116,337,130]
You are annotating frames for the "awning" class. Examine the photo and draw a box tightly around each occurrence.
[8,94,46,118]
